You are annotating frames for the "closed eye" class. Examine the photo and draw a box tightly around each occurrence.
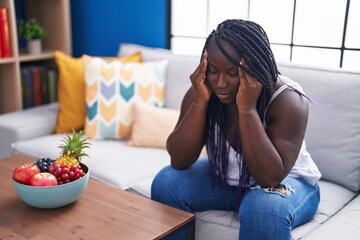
[208,66,218,74]
[228,71,238,77]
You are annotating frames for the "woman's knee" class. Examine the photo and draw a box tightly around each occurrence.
[152,165,199,212]
[241,186,294,217]
[151,158,210,202]
[239,187,294,239]
[151,165,178,201]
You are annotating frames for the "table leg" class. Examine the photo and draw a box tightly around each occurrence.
[161,218,195,240]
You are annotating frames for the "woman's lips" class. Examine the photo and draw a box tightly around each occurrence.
[216,91,232,96]
[216,92,233,101]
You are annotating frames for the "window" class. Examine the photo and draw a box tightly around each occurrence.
[169,0,360,72]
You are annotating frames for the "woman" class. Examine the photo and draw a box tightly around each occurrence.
[151,19,321,240]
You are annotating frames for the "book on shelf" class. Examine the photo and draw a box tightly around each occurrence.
[0,7,12,58]
[21,67,33,109]
[31,67,43,106]
[21,65,58,109]
[47,69,58,103]
[38,66,49,104]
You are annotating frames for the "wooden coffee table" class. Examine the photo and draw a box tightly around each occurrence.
[0,154,195,239]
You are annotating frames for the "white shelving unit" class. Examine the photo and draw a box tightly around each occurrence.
[0,0,71,113]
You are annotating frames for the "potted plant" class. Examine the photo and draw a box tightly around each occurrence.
[18,18,48,54]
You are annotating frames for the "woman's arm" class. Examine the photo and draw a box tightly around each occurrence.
[237,66,308,187]
[166,51,212,169]
[166,89,208,169]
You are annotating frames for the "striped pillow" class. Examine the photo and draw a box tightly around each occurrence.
[84,57,168,139]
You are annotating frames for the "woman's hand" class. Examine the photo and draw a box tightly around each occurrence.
[190,50,212,106]
[236,60,263,112]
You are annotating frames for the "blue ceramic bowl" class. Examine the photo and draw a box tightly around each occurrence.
[12,163,89,209]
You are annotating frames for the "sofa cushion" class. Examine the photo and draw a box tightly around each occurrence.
[118,43,197,110]
[301,194,360,240]
[53,51,87,133]
[83,57,168,140]
[128,103,179,148]
[127,178,357,240]
[12,134,171,190]
[278,63,360,192]
[53,51,142,134]
[126,176,153,197]
[83,140,170,189]
[0,103,58,158]
[291,181,357,239]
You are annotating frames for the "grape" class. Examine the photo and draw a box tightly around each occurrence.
[36,157,54,172]
[55,168,62,176]
[61,173,69,180]
[48,161,86,185]
[68,171,75,179]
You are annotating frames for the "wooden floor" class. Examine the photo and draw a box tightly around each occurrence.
[0,154,195,239]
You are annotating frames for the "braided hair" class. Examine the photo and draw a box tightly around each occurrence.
[202,19,279,193]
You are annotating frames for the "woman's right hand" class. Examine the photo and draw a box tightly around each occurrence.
[190,50,212,105]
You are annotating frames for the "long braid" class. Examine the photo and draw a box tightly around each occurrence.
[204,19,279,203]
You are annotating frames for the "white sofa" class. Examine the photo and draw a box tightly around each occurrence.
[1,43,360,240]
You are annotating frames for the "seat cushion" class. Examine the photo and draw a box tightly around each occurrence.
[12,134,170,190]
[128,179,357,240]
[291,181,356,239]
[301,194,360,240]
[0,103,58,158]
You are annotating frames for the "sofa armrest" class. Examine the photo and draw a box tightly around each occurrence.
[0,103,58,158]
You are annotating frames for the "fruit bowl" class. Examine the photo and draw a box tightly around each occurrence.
[12,163,89,209]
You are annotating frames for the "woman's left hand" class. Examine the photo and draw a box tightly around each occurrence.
[236,60,263,112]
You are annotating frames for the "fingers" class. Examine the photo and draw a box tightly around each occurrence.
[236,59,263,109]
[191,50,208,82]
[238,59,249,85]
[200,50,208,78]
[238,59,262,89]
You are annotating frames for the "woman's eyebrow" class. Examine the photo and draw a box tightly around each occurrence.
[207,59,238,69]
[227,65,238,71]
[207,62,217,69]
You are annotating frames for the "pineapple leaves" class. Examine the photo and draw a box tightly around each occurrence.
[57,129,91,162]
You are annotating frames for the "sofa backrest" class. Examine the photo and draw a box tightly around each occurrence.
[118,43,360,192]
[278,63,360,192]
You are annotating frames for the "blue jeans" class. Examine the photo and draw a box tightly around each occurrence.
[151,158,320,240]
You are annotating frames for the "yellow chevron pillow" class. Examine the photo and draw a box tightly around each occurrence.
[84,57,168,139]
[53,51,142,134]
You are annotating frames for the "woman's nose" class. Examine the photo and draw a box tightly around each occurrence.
[216,74,227,88]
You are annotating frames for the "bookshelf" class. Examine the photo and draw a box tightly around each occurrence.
[0,0,71,114]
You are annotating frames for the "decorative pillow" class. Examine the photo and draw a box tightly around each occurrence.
[128,103,179,148]
[84,58,168,140]
[52,51,142,134]
[118,43,196,110]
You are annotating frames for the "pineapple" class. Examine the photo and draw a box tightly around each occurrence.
[57,129,90,167]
